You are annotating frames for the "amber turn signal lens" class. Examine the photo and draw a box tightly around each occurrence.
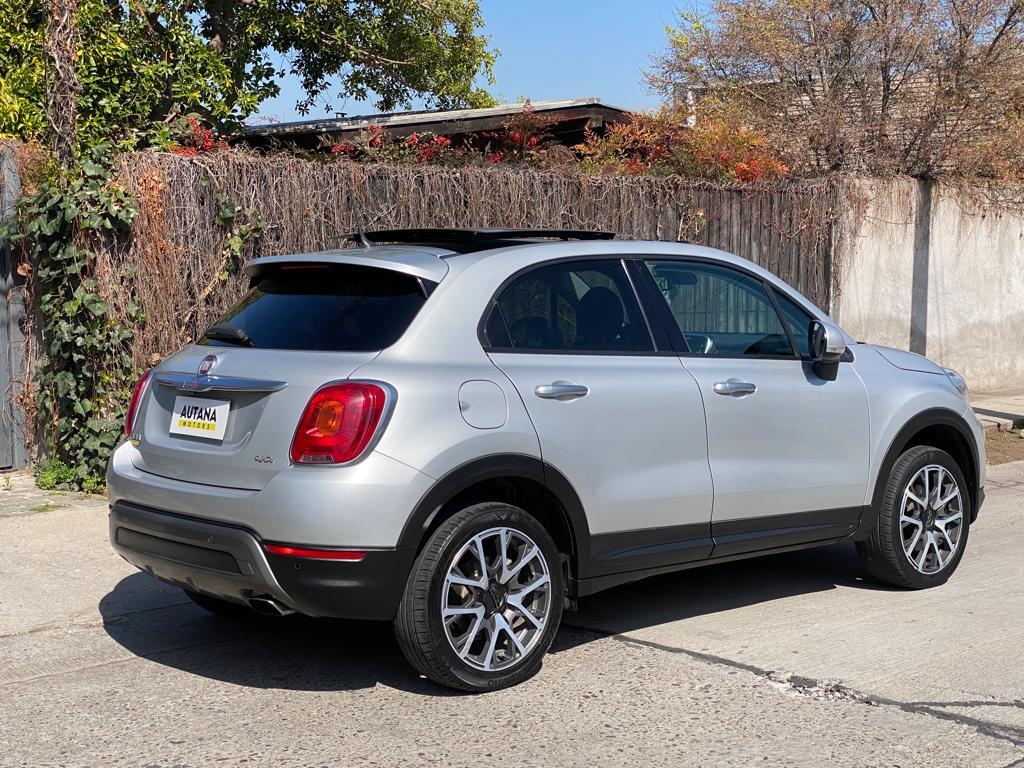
[313,400,344,435]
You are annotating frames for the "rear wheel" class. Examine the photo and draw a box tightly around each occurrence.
[394,502,564,691]
[857,446,970,588]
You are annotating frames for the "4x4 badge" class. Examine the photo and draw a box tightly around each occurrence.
[254,455,274,464]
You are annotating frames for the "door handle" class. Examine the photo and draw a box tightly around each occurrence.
[534,383,590,400]
[713,379,757,397]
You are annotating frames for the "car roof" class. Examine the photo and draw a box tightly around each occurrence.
[244,238,749,283]
[437,239,800,288]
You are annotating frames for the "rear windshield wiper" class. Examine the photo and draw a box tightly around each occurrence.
[204,324,255,347]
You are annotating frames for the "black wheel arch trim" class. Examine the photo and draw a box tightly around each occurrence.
[857,407,981,538]
[397,453,594,573]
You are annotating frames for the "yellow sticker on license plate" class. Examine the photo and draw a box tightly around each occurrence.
[169,396,230,441]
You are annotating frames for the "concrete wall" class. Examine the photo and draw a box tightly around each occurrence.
[834,177,1024,392]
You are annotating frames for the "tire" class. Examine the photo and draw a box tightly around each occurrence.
[184,589,265,620]
[394,502,565,692]
[857,446,971,589]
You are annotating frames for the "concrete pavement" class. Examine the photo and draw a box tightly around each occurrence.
[1,465,1023,767]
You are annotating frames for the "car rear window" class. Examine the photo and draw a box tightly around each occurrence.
[200,263,433,351]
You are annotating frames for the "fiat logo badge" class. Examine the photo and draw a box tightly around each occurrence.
[198,355,218,376]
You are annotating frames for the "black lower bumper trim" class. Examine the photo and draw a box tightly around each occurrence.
[115,527,242,573]
[109,501,414,621]
[266,548,416,622]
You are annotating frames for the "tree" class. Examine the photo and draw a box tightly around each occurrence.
[0,0,495,150]
[649,0,1024,177]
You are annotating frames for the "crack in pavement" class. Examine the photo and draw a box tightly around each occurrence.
[908,700,1024,711]
[0,631,237,688]
[563,622,1024,752]
[0,600,212,686]
[0,600,193,640]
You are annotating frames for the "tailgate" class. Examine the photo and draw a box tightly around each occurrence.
[132,347,378,490]
[128,259,436,490]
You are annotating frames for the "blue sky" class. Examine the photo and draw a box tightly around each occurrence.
[253,1,682,123]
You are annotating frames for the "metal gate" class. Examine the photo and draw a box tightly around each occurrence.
[1,145,26,470]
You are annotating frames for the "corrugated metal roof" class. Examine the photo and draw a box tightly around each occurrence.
[244,98,631,137]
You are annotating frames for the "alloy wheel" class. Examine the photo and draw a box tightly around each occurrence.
[440,526,552,672]
[900,464,964,574]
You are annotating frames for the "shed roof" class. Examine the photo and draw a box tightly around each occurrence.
[243,98,632,146]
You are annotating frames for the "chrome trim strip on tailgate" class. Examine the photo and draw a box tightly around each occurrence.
[155,371,288,393]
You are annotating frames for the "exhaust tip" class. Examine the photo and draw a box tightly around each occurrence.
[248,596,296,617]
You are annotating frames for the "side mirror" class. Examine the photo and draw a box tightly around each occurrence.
[809,320,846,381]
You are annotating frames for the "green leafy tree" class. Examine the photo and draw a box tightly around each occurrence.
[0,2,48,140]
[1,0,496,149]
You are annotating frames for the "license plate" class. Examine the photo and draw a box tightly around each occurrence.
[169,396,231,441]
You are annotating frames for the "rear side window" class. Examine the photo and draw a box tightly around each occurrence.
[201,264,432,351]
[483,259,654,353]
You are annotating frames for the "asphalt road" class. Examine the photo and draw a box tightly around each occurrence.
[1,463,1022,768]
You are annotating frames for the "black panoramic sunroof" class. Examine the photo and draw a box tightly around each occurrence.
[346,228,616,254]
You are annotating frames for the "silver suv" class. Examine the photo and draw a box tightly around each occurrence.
[108,229,985,691]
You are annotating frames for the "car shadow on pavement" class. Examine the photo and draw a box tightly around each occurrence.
[560,541,895,645]
[100,542,890,695]
[98,574,452,696]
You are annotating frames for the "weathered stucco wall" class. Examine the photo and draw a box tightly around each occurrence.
[834,177,1024,391]
[834,178,919,351]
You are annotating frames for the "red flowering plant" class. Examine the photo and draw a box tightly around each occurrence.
[168,115,229,157]
[331,124,465,165]
[490,101,555,164]
[575,111,684,175]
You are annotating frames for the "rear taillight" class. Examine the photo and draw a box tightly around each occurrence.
[290,382,387,465]
[123,368,153,437]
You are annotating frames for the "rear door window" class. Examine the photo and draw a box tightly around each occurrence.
[483,259,654,353]
[201,264,432,351]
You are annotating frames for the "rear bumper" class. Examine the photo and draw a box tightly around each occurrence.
[106,441,436,548]
[109,501,415,620]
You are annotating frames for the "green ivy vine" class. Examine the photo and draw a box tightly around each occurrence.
[6,144,142,491]
[214,190,266,280]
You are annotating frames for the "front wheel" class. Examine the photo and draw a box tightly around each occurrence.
[394,502,565,691]
[857,446,970,589]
